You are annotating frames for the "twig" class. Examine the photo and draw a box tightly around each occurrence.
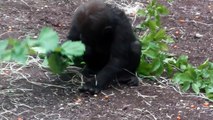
[0,31,12,37]
[20,0,33,11]
[135,90,158,98]
[189,20,213,27]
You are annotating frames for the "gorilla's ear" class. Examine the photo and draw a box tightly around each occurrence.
[103,26,113,36]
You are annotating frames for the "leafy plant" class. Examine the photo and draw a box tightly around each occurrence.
[173,58,213,100]
[0,27,85,74]
[137,0,213,101]
[0,39,29,63]
[137,0,173,76]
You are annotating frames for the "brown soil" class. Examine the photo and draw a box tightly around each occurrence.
[0,0,213,120]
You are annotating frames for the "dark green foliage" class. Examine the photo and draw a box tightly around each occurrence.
[137,0,173,76]
[138,0,213,101]
[0,27,85,74]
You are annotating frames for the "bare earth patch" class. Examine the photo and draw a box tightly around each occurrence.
[0,0,213,120]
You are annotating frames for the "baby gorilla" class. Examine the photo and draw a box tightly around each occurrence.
[67,0,141,94]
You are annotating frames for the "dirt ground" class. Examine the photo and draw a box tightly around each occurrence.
[0,0,213,120]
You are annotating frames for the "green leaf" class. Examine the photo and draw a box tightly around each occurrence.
[165,63,174,76]
[198,59,209,70]
[0,40,8,51]
[176,55,189,70]
[206,86,213,94]
[209,62,213,69]
[151,58,161,72]
[0,50,12,61]
[173,73,182,83]
[37,27,59,53]
[8,38,17,46]
[156,5,169,15]
[151,0,157,6]
[208,70,213,81]
[27,39,39,47]
[30,46,46,54]
[192,82,201,94]
[165,36,174,43]
[159,42,168,51]
[141,33,154,44]
[180,64,187,70]
[137,59,152,76]
[147,20,158,31]
[177,55,188,64]
[137,9,147,16]
[155,15,161,26]
[163,57,176,64]
[11,41,28,63]
[206,87,213,100]
[0,40,8,59]
[206,93,213,101]
[186,68,197,79]
[152,63,164,76]
[154,29,166,40]
[48,52,67,74]
[201,69,210,78]
[42,57,49,67]
[173,73,193,84]
[181,82,191,92]
[136,23,147,31]
[143,42,159,59]
[61,41,85,57]
[143,49,158,59]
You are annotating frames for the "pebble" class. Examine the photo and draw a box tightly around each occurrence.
[195,33,203,38]
[195,12,201,16]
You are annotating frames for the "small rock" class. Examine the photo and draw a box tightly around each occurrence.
[59,107,65,110]
[33,36,38,39]
[94,94,97,97]
[195,12,201,16]
[122,105,129,110]
[195,33,203,38]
